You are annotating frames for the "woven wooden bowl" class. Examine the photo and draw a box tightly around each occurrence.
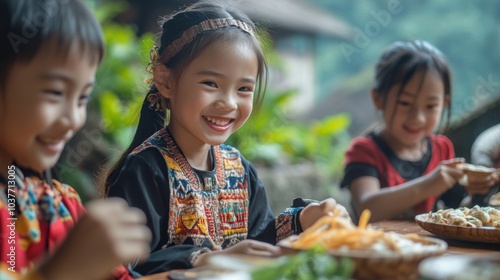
[415,213,500,243]
[278,234,447,280]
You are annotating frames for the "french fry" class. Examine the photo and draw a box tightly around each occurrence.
[358,209,371,229]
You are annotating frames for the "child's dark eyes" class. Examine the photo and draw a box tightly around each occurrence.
[202,81,217,88]
[43,89,91,106]
[398,100,411,107]
[238,86,253,92]
[43,90,63,96]
[79,95,90,106]
[201,81,253,93]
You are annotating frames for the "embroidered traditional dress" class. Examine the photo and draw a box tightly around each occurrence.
[341,132,466,218]
[0,168,132,280]
[108,128,304,275]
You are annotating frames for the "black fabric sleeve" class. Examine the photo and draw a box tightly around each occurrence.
[107,149,209,275]
[437,183,467,209]
[244,159,305,244]
[245,160,277,244]
[340,162,379,189]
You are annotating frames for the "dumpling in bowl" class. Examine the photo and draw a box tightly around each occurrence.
[485,207,500,218]
[448,214,468,226]
[428,211,445,223]
[465,216,483,227]
[468,205,491,224]
[484,207,500,227]
[442,209,464,219]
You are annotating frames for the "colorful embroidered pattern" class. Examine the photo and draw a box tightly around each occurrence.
[13,174,77,249]
[132,128,249,250]
[0,168,85,275]
[276,207,302,242]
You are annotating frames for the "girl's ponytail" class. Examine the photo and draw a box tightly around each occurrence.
[99,86,165,196]
[131,87,166,150]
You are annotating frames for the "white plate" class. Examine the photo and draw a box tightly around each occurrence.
[419,255,500,280]
[167,267,251,280]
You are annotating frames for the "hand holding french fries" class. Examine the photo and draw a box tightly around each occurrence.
[299,198,350,230]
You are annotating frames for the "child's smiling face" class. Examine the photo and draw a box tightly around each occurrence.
[375,70,447,149]
[0,42,98,173]
[161,38,258,149]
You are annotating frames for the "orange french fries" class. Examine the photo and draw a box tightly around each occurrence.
[289,209,424,253]
[291,209,384,250]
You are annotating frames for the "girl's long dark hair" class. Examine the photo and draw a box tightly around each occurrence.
[100,0,267,196]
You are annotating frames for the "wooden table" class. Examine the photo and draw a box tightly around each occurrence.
[140,220,500,279]
[371,219,500,256]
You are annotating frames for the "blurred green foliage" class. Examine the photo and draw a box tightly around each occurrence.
[251,247,354,280]
[86,0,154,151]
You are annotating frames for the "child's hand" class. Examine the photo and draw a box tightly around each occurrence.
[221,239,281,257]
[441,157,465,169]
[193,240,280,267]
[462,171,499,195]
[424,158,465,196]
[40,198,151,280]
[83,198,152,263]
[299,198,350,230]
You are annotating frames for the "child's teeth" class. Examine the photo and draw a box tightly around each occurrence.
[206,117,228,125]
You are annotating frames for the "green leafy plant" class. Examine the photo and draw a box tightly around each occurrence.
[251,247,354,280]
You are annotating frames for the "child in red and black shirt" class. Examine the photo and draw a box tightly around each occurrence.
[341,40,498,222]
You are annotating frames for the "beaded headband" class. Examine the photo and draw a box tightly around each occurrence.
[161,18,254,64]
[146,18,254,81]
